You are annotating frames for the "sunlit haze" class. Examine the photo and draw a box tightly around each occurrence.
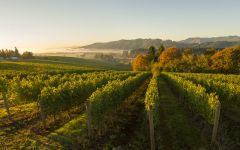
[0,0,239,52]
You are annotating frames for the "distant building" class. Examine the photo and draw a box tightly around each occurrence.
[9,57,19,60]
[122,50,129,57]
[0,57,20,60]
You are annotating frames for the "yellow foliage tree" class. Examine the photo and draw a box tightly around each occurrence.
[211,46,240,73]
[132,54,150,71]
[158,47,181,71]
[159,47,181,66]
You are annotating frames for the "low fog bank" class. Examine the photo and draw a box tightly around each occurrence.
[36,48,144,65]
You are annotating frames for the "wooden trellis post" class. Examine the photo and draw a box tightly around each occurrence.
[148,106,155,150]
[2,92,12,121]
[211,103,221,145]
[38,99,47,128]
[85,102,92,138]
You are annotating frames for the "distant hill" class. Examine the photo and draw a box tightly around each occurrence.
[179,36,240,44]
[80,39,189,50]
[79,36,240,50]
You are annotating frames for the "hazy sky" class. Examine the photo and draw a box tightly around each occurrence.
[0,0,239,51]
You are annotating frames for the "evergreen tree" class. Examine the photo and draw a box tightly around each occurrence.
[14,47,20,57]
[148,46,156,62]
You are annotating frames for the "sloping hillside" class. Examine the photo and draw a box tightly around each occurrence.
[79,36,240,50]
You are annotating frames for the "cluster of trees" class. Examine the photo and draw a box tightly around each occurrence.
[132,45,164,71]
[0,47,20,58]
[0,47,34,59]
[22,51,34,59]
[129,48,148,58]
[132,45,240,74]
[94,53,115,62]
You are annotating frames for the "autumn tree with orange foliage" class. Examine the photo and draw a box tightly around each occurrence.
[183,48,192,56]
[132,45,239,73]
[159,47,181,71]
[132,54,150,71]
[211,46,240,73]
[159,47,181,65]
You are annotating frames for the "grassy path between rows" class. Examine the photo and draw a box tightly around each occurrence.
[157,77,209,150]
[0,102,85,149]
[88,78,150,149]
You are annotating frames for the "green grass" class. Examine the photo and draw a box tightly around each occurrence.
[0,102,86,149]
[0,56,130,74]
[48,114,88,148]
[157,77,209,150]
[7,114,89,150]
[0,102,37,119]
[34,56,131,70]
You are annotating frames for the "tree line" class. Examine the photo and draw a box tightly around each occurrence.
[0,47,34,59]
[132,45,240,74]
